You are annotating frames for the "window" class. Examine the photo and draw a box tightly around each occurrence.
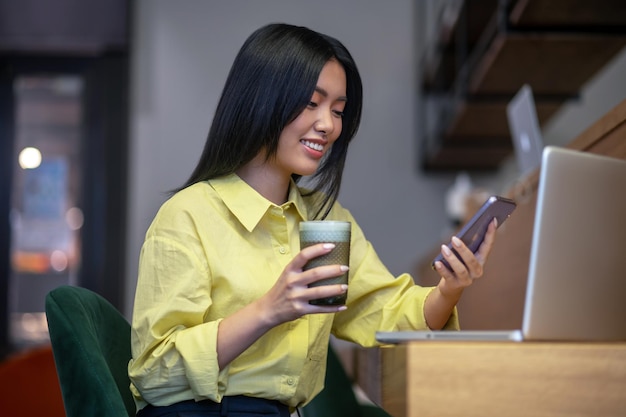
[9,75,85,348]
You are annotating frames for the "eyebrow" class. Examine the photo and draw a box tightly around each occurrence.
[315,86,348,102]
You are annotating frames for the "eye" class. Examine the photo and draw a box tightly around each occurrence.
[308,101,318,108]
[333,109,345,118]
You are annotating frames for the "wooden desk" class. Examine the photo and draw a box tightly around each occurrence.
[357,342,626,417]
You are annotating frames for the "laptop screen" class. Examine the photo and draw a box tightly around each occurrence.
[507,84,544,178]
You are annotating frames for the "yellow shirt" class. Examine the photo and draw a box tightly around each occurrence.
[128,174,458,410]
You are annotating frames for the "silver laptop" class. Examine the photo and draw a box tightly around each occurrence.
[507,84,544,178]
[377,147,626,343]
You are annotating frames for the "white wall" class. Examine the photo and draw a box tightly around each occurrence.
[126,0,626,316]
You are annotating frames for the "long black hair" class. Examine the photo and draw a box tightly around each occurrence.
[178,23,363,219]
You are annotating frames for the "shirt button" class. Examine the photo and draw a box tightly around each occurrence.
[279,247,286,254]
[287,378,295,385]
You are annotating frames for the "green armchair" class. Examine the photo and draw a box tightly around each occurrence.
[45,285,135,417]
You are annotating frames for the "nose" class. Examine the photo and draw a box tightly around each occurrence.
[314,108,335,136]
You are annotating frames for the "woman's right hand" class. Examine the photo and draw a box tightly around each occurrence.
[259,243,348,326]
[216,243,347,369]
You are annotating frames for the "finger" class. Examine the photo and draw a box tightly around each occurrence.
[305,283,349,304]
[449,236,473,264]
[306,303,348,314]
[475,218,498,265]
[433,260,453,278]
[285,282,348,316]
[301,264,349,286]
[291,243,336,270]
[450,236,484,279]
[438,244,471,282]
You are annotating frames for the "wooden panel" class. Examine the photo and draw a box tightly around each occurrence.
[458,188,536,330]
[422,145,512,171]
[354,347,383,406]
[379,342,626,417]
[379,346,408,417]
[445,98,562,138]
[569,97,626,157]
[470,34,626,95]
[511,0,626,27]
[422,98,563,170]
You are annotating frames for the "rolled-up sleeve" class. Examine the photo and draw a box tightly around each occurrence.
[128,222,228,406]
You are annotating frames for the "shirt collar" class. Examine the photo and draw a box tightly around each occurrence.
[209,174,309,232]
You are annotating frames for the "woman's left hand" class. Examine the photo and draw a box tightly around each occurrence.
[433,218,498,297]
[424,218,498,329]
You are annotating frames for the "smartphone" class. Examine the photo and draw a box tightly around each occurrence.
[432,195,517,270]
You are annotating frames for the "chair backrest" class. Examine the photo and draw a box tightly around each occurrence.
[45,285,135,417]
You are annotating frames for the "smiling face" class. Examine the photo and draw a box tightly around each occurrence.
[235,58,348,203]
[273,59,347,179]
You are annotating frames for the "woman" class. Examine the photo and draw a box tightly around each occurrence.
[129,23,497,417]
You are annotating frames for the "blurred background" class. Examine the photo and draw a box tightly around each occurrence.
[1,0,626,360]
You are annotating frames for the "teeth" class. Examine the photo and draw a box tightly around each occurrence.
[302,140,323,151]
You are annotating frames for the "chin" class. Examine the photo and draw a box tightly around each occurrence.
[298,167,320,177]
[291,162,321,178]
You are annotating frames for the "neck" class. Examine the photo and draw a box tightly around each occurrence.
[236,158,290,205]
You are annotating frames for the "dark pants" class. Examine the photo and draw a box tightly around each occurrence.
[137,396,291,417]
